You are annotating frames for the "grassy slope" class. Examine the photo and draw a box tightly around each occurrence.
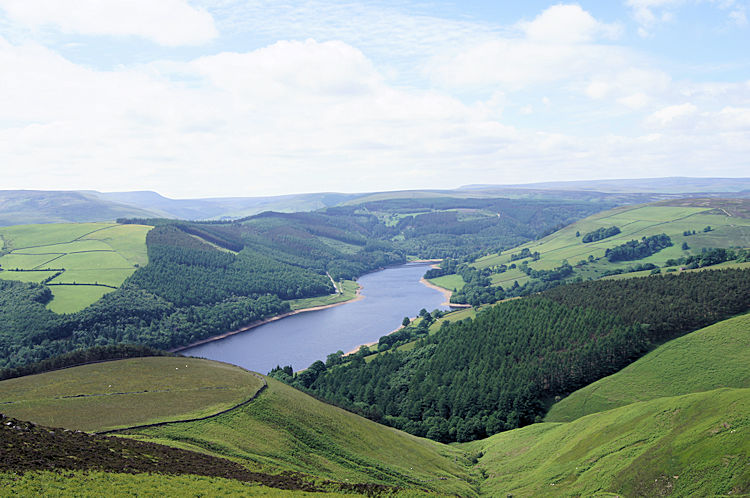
[0,222,150,312]
[546,313,750,422]
[0,357,264,432]
[473,201,750,287]
[466,388,750,497]
[127,377,477,496]
[0,472,334,497]
[427,274,465,291]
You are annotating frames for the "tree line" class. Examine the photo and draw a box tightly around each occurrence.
[291,268,750,443]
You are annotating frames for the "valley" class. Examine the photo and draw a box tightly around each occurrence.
[0,185,748,496]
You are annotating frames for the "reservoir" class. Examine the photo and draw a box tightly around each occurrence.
[181,262,450,374]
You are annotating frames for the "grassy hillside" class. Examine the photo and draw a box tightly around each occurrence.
[546,313,750,422]
[0,222,151,312]
[126,376,477,496]
[0,357,263,432]
[0,472,336,497]
[466,387,750,497]
[0,413,374,496]
[468,199,750,289]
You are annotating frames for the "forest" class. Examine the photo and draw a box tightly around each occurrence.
[605,233,673,262]
[292,268,750,442]
[0,196,606,369]
[581,225,621,243]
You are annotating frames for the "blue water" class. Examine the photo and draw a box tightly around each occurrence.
[181,262,449,374]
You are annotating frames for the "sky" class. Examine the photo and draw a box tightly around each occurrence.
[0,1,748,198]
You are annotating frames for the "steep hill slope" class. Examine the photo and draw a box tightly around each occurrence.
[126,376,477,496]
[465,388,749,497]
[546,313,750,422]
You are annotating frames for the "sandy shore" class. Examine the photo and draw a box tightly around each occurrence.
[419,277,453,306]
[170,286,363,353]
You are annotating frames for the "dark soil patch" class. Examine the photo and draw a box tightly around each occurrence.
[1,413,399,494]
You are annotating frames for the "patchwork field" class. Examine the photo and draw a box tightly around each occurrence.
[0,222,151,312]
[462,200,750,288]
[0,357,263,432]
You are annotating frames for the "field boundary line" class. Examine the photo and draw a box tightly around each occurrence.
[95,371,267,435]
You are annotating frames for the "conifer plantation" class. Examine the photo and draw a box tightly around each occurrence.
[300,269,750,442]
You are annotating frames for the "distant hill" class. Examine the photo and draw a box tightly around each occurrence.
[462,176,750,194]
[95,190,361,220]
[3,177,749,226]
[464,198,750,293]
[0,190,161,226]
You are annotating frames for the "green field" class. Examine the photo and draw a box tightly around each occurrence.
[287,279,359,310]
[0,357,263,432]
[546,313,750,422]
[45,285,116,313]
[0,222,151,312]
[465,388,749,497]
[427,274,465,291]
[472,201,750,286]
[126,376,477,496]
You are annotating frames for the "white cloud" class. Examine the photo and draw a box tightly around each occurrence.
[0,3,748,197]
[647,102,698,126]
[520,4,622,43]
[427,4,663,107]
[0,0,217,46]
[618,92,650,109]
[626,0,683,32]
[729,7,748,25]
[627,0,749,34]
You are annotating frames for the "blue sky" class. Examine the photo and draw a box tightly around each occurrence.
[0,0,748,197]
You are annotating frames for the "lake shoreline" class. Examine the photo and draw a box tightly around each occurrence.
[342,272,464,357]
[171,286,364,353]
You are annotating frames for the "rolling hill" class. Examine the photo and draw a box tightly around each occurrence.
[0,357,264,432]
[455,198,750,292]
[465,387,749,497]
[0,356,477,496]
[0,190,161,226]
[546,312,750,422]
